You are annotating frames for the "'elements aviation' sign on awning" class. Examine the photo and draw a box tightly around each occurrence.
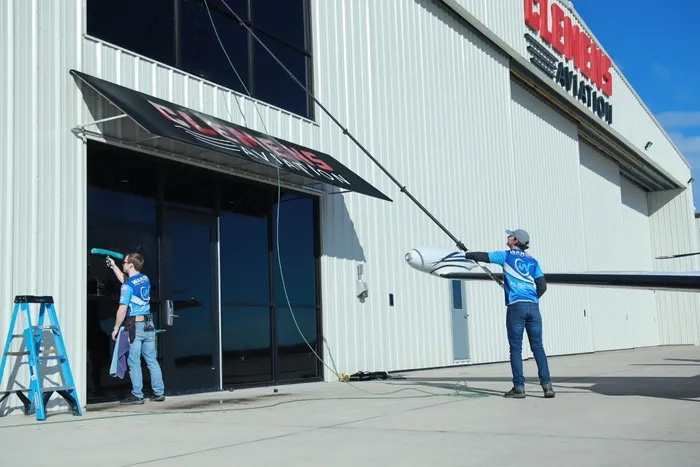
[70,70,390,201]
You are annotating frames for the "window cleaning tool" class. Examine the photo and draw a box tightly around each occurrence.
[90,248,124,269]
[90,248,124,260]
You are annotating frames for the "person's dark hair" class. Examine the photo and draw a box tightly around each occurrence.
[126,253,145,271]
[516,241,529,250]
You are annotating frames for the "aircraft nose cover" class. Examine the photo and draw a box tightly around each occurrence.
[405,249,424,271]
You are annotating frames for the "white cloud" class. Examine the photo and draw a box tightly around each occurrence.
[668,131,700,167]
[657,111,700,129]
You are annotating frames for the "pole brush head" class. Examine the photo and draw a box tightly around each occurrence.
[90,248,124,260]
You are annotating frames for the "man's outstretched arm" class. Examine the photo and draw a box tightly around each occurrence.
[464,252,490,263]
[465,251,506,265]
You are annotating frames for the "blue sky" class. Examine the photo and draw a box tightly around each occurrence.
[572,0,700,210]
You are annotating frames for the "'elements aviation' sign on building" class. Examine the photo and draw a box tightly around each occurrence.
[523,0,613,124]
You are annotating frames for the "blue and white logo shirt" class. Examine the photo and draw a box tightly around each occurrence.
[119,273,151,316]
[487,248,544,305]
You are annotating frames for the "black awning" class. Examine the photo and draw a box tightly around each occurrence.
[70,70,390,201]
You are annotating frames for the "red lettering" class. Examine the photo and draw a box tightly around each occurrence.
[287,147,314,165]
[302,151,333,172]
[206,121,240,144]
[600,54,612,96]
[590,45,602,90]
[550,3,565,55]
[178,111,217,136]
[148,101,190,128]
[257,138,293,159]
[539,0,553,44]
[524,0,540,31]
[578,33,592,80]
[527,1,613,95]
[227,128,259,148]
[563,17,574,60]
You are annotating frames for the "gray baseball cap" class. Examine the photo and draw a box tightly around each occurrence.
[506,229,530,244]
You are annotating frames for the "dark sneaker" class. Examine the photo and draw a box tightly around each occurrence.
[504,386,526,398]
[150,394,166,402]
[120,394,144,405]
[542,382,555,398]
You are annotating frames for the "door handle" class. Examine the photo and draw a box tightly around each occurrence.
[165,299,179,326]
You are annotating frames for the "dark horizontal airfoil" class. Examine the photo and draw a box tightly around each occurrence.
[442,271,700,293]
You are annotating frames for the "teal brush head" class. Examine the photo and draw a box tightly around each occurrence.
[90,248,124,260]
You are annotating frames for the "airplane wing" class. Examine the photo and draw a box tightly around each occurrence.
[405,246,700,293]
[439,271,700,293]
[655,251,700,259]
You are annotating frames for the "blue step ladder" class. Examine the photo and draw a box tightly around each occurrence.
[0,295,83,421]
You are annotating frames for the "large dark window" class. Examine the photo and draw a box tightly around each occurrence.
[86,0,176,66]
[87,0,313,118]
[86,142,321,402]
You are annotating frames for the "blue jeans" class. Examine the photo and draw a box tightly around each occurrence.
[506,301,551,387]
[128,321,165,398]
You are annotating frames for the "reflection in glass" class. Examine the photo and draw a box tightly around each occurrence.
[219,180,272,304]
[253,35,309,117]
[273,194,316,306]
[87,0,176,66]
[275,306,318,381]
[221,306,272,385]
[252,0,307,50]
[163,163,217,211]
[180,0,249,94]
[169,220,214,371]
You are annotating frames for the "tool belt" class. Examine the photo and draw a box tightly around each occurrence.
[123,313,155,343]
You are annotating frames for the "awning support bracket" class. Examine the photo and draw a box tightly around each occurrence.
[72,113,129,143]
[78,113,129,129]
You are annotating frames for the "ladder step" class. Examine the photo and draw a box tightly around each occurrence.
[41,386,74,393]
[4,351,30,356]
[11,334,24,338]
[14,295,54,304]
[33,325,59,332]
[38,355,65,361]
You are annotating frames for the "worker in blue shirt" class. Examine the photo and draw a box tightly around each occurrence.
[107,253,166,404]
[464,229,555,399]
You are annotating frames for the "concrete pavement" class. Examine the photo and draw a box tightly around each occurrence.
[1,345,698,466]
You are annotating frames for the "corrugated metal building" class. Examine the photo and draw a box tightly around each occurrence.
[1,0,698,414]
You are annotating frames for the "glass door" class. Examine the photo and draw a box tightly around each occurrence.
[160,209,220,394]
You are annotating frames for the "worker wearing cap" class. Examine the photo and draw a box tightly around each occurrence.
[464,229,555,399]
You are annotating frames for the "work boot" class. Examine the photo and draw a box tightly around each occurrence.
[120,394,144,405]
[542,382,555,398]
[150,394,166,402]
[504,386,526,398]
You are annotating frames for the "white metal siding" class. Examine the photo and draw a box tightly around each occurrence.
[620,177,659,347]
[450,0,691,185]
[508,82,592,357]
[578,142,633,351]
[648,189,700,345]
[0,0,86,414]
[316,0,519,374]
